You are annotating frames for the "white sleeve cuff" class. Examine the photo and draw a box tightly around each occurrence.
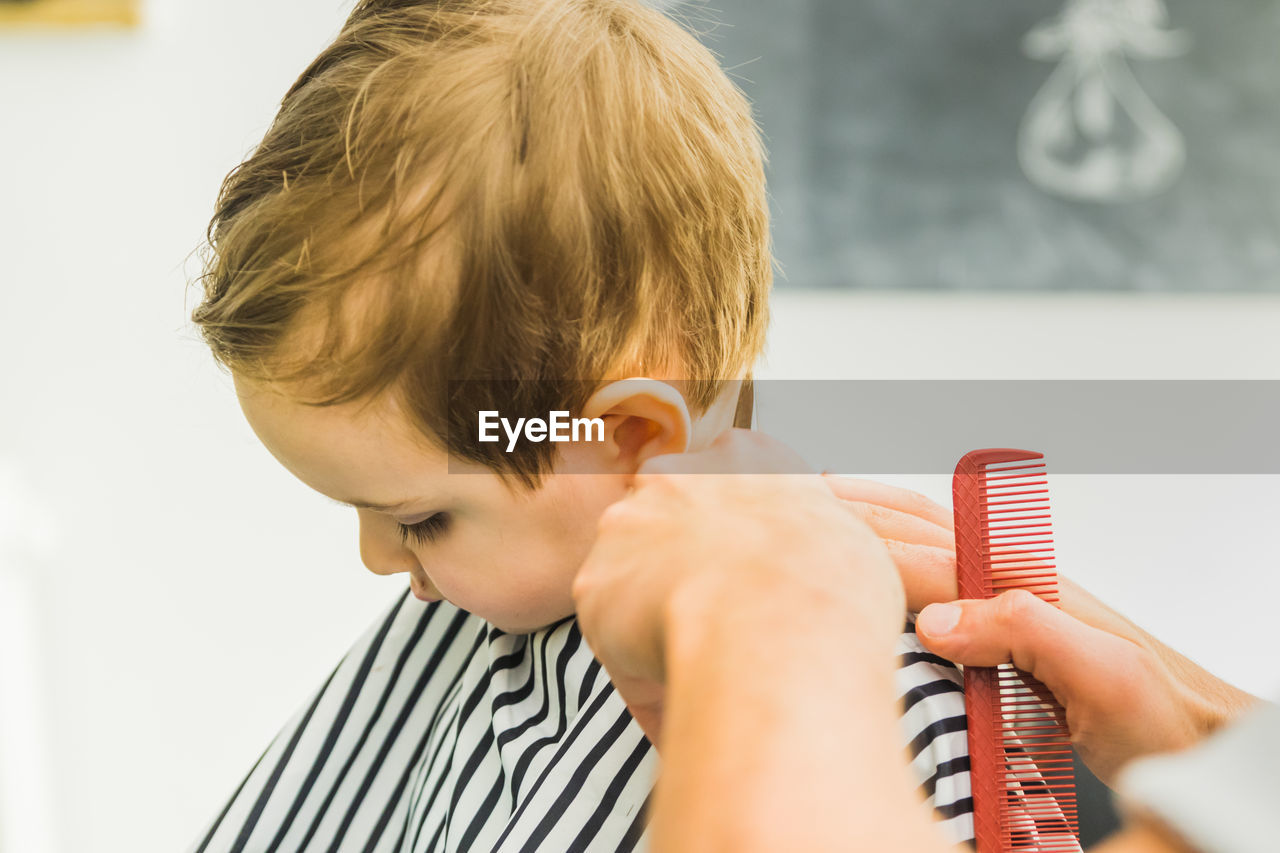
[1115,701,1280,853]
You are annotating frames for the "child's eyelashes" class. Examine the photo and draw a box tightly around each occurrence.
[398,512,450,546]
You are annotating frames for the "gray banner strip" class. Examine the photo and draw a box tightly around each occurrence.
[443,380,1280,474]
[755,380,1280,474]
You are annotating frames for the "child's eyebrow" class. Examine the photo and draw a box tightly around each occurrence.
[326,496,418,513]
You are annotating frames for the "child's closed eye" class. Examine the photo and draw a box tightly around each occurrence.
[398,512,450,546]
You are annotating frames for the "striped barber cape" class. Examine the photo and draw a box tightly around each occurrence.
[191,591,974,852]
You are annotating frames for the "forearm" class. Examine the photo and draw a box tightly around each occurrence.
[650,579,951,853]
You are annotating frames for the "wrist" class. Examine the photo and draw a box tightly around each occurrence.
[665,563,897,674]
[1188,680,1260,741]
[1148,640,1261,745]
[654,563,938,853]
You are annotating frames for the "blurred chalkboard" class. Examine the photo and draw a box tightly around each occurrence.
[667,0,1280,290]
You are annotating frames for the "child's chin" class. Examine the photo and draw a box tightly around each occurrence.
[487,608,576,636]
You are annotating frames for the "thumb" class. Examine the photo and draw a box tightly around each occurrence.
[915,589,1135,706]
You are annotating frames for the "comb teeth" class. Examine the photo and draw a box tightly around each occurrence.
[978,460,1059,604]
[953,449,1081,853]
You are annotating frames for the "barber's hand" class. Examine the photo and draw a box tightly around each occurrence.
[821,474,959,612]
[915,588,1259,785]
[822,474,1259,783]
[573,430,906,746]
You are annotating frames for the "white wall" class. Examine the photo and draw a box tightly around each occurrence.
[1,4,402,852]
[0,4,1277,853]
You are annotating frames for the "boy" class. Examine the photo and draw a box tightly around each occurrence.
[189,1,973,849]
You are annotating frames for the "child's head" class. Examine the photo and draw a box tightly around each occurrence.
[193,0,771,632]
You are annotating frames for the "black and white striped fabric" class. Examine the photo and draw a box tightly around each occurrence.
[897,624,974,841]
[191,592,973,852]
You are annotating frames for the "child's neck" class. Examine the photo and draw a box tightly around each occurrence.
[687,379,749,451]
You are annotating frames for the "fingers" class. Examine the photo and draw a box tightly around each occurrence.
[915,590,1138,706]
[843,501,955,550]
[882,540,959,610]
[1056,575,1154,650]
[821,475,954,530]
[820,475,960,610]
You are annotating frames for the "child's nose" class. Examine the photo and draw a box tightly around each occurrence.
[356,510,420,576]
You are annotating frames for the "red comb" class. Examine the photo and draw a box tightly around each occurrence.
[953,449,1081,852]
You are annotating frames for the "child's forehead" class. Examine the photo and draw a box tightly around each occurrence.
[235,372,470,499]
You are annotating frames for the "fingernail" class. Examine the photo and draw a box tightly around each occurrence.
[918,603,961,637]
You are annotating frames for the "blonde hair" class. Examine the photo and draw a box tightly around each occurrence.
[192,0,771,485]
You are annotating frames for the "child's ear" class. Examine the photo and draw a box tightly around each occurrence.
[580,378,691,471]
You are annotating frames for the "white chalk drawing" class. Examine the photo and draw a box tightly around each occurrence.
[1019,0,1190,203]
